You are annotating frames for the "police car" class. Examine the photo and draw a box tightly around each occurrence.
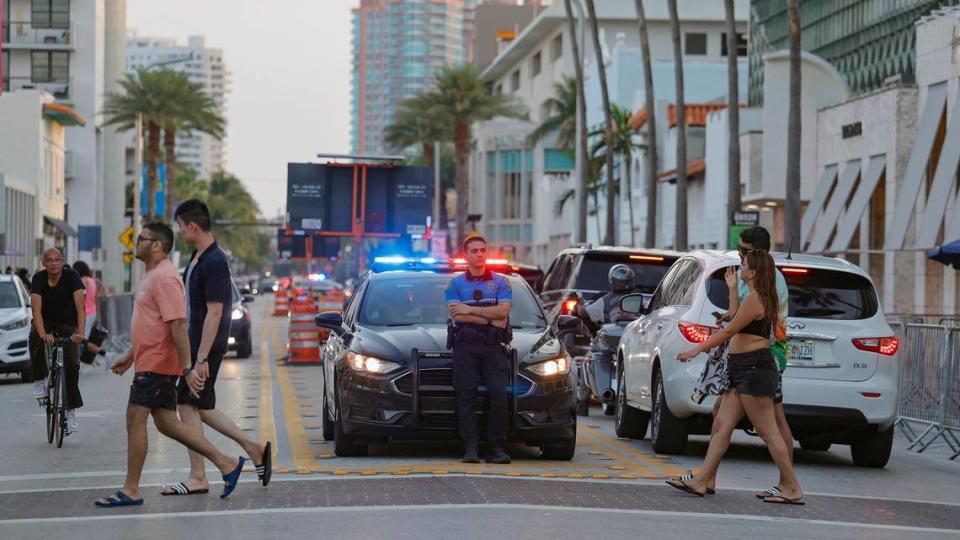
[314,256,581,459]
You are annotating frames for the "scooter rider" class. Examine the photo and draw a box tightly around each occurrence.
[578,264,637,333]
[445,233,513,465]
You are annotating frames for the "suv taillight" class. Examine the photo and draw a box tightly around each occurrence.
[561,296,578,315]
[852,337,900,356]
[678,322,713,344]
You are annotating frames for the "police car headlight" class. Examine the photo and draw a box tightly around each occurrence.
[529,354,571,377]
[231,308,244,320]
[347,352,401,375]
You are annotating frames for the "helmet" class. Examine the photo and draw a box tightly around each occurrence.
[608,264,635,293]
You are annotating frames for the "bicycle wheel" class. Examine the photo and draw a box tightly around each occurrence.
[45,374,56,444]
[51,371,62,447]
[56,368,67,448]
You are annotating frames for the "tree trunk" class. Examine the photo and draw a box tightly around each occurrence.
[625,153,636,245]
[145,120,161,221]
[164,128,177,223]
[636,0,658,248]
[422,141,435,169]
[786,0,802,252]
[453,121,470,249]
[725,0,742,248]
[585,0,617,246]
[564,0,589,244]
[592,189,602,242]
[668,0,687,251]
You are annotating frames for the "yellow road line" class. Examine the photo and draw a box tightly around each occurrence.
[257,322,278,459]
[274,324,315,469]
[576,428,656,477]
[578,424,685,477]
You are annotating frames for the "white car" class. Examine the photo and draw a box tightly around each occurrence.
[0,275,33,382]
[615,251,900,468]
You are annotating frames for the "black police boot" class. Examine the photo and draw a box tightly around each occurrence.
[462,446,481,464]
[485,446,511,464]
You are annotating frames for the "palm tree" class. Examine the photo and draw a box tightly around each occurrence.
[667,0,688,250]
[724,0,742,249]
[102,69,168,221]
[527,76,577,149]
[590,104,644,245]
[785,0,802,251]
[564,0,589,243]
[425,64,524,247]
[635,0,659,248]
[385,93,447,166]
[208,171,269,270]
[162,73,225,221]
[585,0,617,245]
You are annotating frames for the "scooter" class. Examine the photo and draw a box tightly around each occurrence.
[579,321,632,416]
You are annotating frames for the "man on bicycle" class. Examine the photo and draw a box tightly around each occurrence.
[29,247,86,431]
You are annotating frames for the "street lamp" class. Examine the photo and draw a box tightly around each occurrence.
[129,52,193,288]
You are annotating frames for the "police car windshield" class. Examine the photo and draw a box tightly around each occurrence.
[359,275,547,329]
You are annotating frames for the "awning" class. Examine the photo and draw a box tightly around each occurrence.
[886,82,947,250]
[44,216,78,237]
[42,103,86,127]
[657,158,705,183]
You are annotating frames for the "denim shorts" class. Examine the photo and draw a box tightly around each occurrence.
[728,349,779,398]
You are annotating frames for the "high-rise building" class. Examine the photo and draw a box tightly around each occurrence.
[351,0,466,155]
[2,0,128,292]
[126,33,230,180]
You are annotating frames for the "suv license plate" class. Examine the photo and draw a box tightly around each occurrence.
[787,339,815,364]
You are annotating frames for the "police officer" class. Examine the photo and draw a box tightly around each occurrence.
[578,264,637,333]
[445,233,513,464]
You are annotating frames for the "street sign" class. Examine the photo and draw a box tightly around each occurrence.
[733,211,760,226]
[406,224,427,236]
[122,251,134,264]
[118,226,135,251]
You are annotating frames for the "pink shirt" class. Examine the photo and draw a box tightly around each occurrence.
[131,259,187,376]
[82,276,97,316]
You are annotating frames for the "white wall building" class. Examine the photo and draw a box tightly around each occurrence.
[0,90,86,270]
[126,33,230,180]
[2,0,127,290]
[474,0,747,267]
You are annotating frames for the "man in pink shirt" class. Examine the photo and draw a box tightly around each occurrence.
[94,223,245,508]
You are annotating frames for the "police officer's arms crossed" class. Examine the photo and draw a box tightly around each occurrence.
[448,301,511,328]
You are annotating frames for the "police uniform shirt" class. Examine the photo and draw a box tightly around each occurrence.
[444,270,512,307]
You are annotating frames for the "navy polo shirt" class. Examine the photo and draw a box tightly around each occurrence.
[444,270,512,307]
[183,241,233,358]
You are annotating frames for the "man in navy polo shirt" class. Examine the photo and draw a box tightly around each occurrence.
[445,233,513,464]
[160,199,272,496]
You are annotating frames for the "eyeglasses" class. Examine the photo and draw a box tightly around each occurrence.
[136,235,159,244]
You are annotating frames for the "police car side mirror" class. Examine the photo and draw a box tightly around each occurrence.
[620,293,652,315]
[242,294,255,304]
[555,315,584,337]
[315,311,346,336]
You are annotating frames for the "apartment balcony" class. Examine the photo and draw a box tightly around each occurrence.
[2,76,72,102]
[1,21,75,50]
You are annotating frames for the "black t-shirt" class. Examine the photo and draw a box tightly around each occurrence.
[183,241,233,358]
[31,268,85,331]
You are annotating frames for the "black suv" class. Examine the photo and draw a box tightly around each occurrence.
[539,246,682,323]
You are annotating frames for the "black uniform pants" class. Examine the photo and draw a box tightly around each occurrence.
[29,328,83,409]
[452,342,509,448]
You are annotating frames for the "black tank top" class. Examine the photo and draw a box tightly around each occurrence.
[740,317,772,338]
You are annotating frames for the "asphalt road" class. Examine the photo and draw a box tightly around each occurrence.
[0,297,957,539]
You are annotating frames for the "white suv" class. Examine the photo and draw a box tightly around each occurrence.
[615,251,900,468]
[0,275,33,382]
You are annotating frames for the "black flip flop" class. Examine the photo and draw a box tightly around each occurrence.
[161,482,209,496]
[665,477,705,497]
[763,495,806,506]
[677,473,715,495]
[255,441,272,487]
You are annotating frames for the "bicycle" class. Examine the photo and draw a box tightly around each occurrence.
[38,336,81,448]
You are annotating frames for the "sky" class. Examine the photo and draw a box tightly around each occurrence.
[128,0,355,219]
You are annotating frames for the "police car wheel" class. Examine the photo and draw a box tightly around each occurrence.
[321,377,335,441]
[541,420,577,461]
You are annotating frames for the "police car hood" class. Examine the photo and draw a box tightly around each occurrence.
[353,324,560,366]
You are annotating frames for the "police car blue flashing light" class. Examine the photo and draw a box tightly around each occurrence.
[373,256,412,265]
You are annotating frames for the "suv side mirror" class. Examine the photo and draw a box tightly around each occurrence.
[555,315,584,337]
[315,311,346,336]
[620,293,652,315]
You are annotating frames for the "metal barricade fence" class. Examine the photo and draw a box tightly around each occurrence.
[895,323,959,458]
[96,294,134,353]
[943,328,960,459]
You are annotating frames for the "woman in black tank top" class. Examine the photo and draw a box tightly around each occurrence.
[667,250,804,504]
